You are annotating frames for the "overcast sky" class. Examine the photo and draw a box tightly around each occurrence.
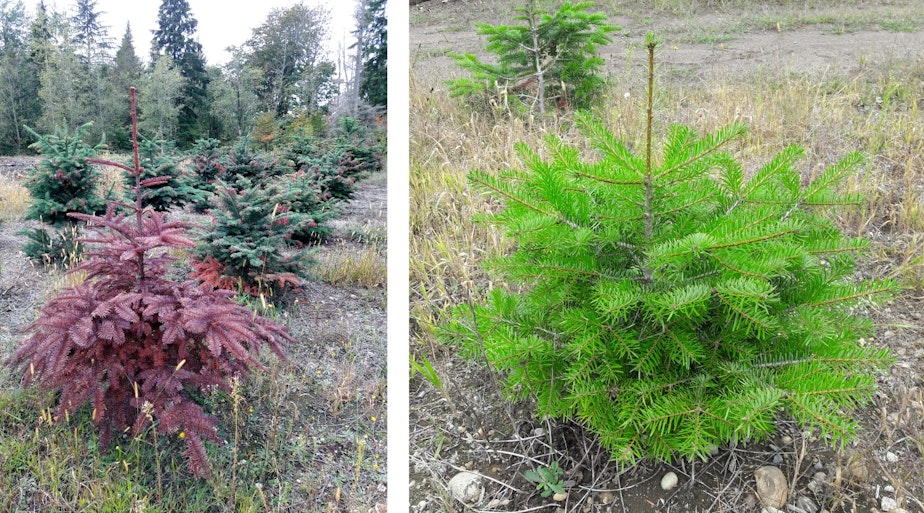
[21,0,359,66]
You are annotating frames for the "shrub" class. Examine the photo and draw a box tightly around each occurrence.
[191,177,310,296]
[21,123,107,262]
[443,36,898,463]
[448,0,618,114]
[287,117,387,203]
[7,88,293,478]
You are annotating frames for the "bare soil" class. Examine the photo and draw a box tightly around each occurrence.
[411,2,924,512]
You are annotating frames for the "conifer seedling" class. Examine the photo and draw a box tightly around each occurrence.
[21,123,107,262]
[443,34,898,463]
[449,0,618,114]
[8,88,293,478]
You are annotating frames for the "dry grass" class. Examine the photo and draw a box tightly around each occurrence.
[316,242,387,288]
[0,177,29,223]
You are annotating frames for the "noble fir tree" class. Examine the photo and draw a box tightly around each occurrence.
[151,0,209,146]
[9,89,292,478]
[443,35,899,463]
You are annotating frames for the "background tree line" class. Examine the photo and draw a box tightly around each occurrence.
[0,0,387,154]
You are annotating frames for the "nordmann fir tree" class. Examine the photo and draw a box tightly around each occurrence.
[8,88,292,478]
[442,35,899,463]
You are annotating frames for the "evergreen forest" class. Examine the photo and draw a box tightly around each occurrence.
[0,0,387,153]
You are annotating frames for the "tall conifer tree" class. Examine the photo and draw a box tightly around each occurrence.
[103,23,141,148]
[151,0,208,145]
[359,0,386,108]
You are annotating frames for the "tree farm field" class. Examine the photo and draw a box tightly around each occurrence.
[411,1,924,512]
[0,155,387,512]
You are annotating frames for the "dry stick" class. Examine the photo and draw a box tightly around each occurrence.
[473,504,558,513]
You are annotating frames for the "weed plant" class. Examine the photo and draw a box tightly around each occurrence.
[441,35,899,463]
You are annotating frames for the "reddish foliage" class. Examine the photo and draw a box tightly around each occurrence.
[6,88,293,478]
[189,255,299,297]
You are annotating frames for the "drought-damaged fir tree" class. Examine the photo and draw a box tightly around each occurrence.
[442,35,899,463]
[7,88,293,478]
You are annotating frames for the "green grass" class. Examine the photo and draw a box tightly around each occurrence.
[0,344,386,512]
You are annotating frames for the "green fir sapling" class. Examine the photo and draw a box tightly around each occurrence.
[443,35,898,463]
[21,123,107,262]
[126,137,196,211]
[449,0,618,114]
[7,88,293,478]
[185,138,228,212]
[190,177,311,296]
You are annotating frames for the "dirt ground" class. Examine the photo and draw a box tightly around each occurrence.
[410,2,924,513]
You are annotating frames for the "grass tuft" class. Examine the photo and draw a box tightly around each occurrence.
[0,177,28,223]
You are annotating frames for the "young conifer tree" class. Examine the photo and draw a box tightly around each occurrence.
[443,35,898,463]
[449,0,618,114]
[8,88,293,478]
[21,123,107,262]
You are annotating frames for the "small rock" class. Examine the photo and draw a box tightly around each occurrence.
[552,492,568,501]
[881,496,897,512]
[885,451,899,463]
[884,485,895,493]
[533,427,546,437]
[845,452,869,483]
[754,466,788,509]
[772,454,784,464]
[447,472,483,503]
[781,435,793,446]
[464,461,473,470]
[660,471,679,491]
[796,495,819,513]
[813,472,827,483]
[598,491,615,504]
[807,479,822,494]
[813,460,824,471]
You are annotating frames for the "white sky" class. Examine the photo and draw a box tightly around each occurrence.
[21,0,359,66]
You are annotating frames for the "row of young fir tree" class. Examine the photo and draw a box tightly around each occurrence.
[0,0,387,154]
